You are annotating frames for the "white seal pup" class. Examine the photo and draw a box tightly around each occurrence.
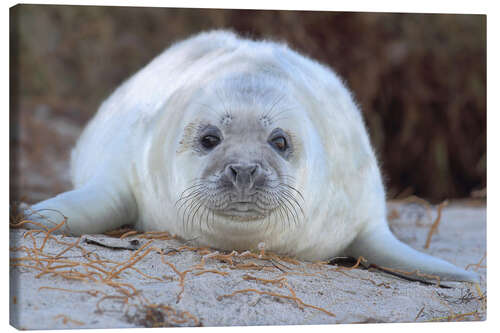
[26,30,478,283]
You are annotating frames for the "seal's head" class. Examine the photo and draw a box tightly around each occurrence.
[175,73,306,234]
[140,33,375,257]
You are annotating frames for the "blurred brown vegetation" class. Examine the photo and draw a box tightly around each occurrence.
[10,5,486,203]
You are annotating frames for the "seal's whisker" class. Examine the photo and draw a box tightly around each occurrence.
[183,197,204,231]
[180,181,206,192]
[176,190,205,211]
[273,197,288,231]
[264,93,286,120]
[177,183,205,196]
[268,107,297,123]
[188,198,203,230]
[280,194,300,228]
[175,187,206,207]
[215,87,231,121]
[181,199,194,231]
[280,183,305,202]
[280,187,305,217]
[195,203,207,230]
[195,102,224,119]
[180,197,196,233]
[185,201,198,232]
[280,193,299,226]
[203,202,212,232]
[278,203,290,232]
[195,201,208,232]
[199,195,217,231]
[274,195,292,230]
[190,198,208,232]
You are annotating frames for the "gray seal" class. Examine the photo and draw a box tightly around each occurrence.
[26,30,478,283]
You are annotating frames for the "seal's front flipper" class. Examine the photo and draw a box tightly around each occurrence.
[23,181,137,236]
[345,223,479,283]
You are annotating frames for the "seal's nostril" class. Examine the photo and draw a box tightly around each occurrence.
[250,165,257,176]
[230,166,238,179]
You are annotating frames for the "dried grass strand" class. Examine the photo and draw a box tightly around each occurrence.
[53,314,84,326]
[424,200,448,249]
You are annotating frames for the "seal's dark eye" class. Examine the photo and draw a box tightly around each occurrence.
[198,125,223,151]
[268,128,291,157]
[201,135,220,149]
[271,136,287,151]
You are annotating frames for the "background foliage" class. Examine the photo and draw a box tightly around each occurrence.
[10,5,486,202]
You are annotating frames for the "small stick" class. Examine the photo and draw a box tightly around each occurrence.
[193,269,229,277]
[331,256,367,271]
[424,200,448,249]
[53,314,84,326]
[414,306,425,321]
[119,230,139,239]
[466,252,486,271]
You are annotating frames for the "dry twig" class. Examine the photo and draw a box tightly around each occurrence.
[424,200,449,249]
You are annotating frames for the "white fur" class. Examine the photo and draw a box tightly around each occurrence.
[29,30,478,282]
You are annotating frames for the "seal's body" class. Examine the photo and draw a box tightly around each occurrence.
[29,31,478,282]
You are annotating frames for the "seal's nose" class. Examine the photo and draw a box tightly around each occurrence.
[225,163,259,190]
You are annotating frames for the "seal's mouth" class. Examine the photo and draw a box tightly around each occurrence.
[217,201,267,220]
[230,201,256,211]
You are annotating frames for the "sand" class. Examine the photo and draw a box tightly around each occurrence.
[9,202,486,329]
